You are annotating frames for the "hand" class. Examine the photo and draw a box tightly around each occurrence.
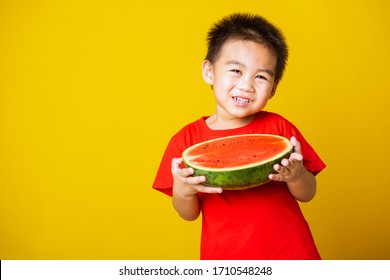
[268,136,305,183]
[171,157,223,198]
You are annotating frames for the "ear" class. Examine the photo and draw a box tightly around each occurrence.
[269,80,279,99]
[202,60,214,85]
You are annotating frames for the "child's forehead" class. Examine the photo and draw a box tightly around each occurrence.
[222,38,269,51]
[218,39,277,61]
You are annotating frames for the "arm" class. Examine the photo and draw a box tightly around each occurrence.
[171,158,222,221]
[268,136,317,202]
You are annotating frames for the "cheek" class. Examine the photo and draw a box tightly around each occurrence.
[256,84,275,97]
[214,79,234,93]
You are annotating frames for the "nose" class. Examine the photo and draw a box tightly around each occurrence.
[237,75,254,92]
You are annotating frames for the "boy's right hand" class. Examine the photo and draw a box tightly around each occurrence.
[171,157,223,197]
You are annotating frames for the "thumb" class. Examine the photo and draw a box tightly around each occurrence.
[290,136,302,155]
[171,157,183,173]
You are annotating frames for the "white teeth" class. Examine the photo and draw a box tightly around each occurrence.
[233,96,251,104]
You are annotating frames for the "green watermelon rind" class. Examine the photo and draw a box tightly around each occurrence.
[182,135,293,190]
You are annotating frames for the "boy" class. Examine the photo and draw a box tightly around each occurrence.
[153,13,325,260]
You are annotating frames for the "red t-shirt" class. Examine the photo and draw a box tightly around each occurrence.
[153,111,326,259]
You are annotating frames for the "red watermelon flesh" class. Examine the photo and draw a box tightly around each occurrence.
[186,135,289,169]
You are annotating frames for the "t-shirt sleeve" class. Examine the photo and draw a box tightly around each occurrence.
[152,136,183,197]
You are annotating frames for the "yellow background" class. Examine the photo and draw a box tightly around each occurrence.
[1,0,389,259]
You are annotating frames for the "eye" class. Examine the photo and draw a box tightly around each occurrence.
[230,69,241,75]
[256,75,268,81]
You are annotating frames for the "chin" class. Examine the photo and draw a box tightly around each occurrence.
[229,108,262,118]
[228,112,256,120]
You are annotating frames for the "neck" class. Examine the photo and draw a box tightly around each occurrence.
[206,114,255,130]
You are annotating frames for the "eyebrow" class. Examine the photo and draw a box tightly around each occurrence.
[225,60,275,76]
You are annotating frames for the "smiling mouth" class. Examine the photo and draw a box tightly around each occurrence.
[232,96,252,104]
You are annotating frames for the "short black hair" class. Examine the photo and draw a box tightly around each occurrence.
[205,13,288,81]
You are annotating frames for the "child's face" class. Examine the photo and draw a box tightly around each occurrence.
[203,39,278,121]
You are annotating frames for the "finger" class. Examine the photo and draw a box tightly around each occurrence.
[290,136,302,155]
[274,163,289,175]
[281,158,290,167]
[290,152,303,162]
[180,167,194,177]
[273,163,281,172]
[194,185,223,194]
[269,173,283,181]
[185,175,206,185]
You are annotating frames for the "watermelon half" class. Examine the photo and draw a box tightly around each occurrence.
[182,134,293,190]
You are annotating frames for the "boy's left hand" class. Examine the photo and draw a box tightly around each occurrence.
[268,136,305,183]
